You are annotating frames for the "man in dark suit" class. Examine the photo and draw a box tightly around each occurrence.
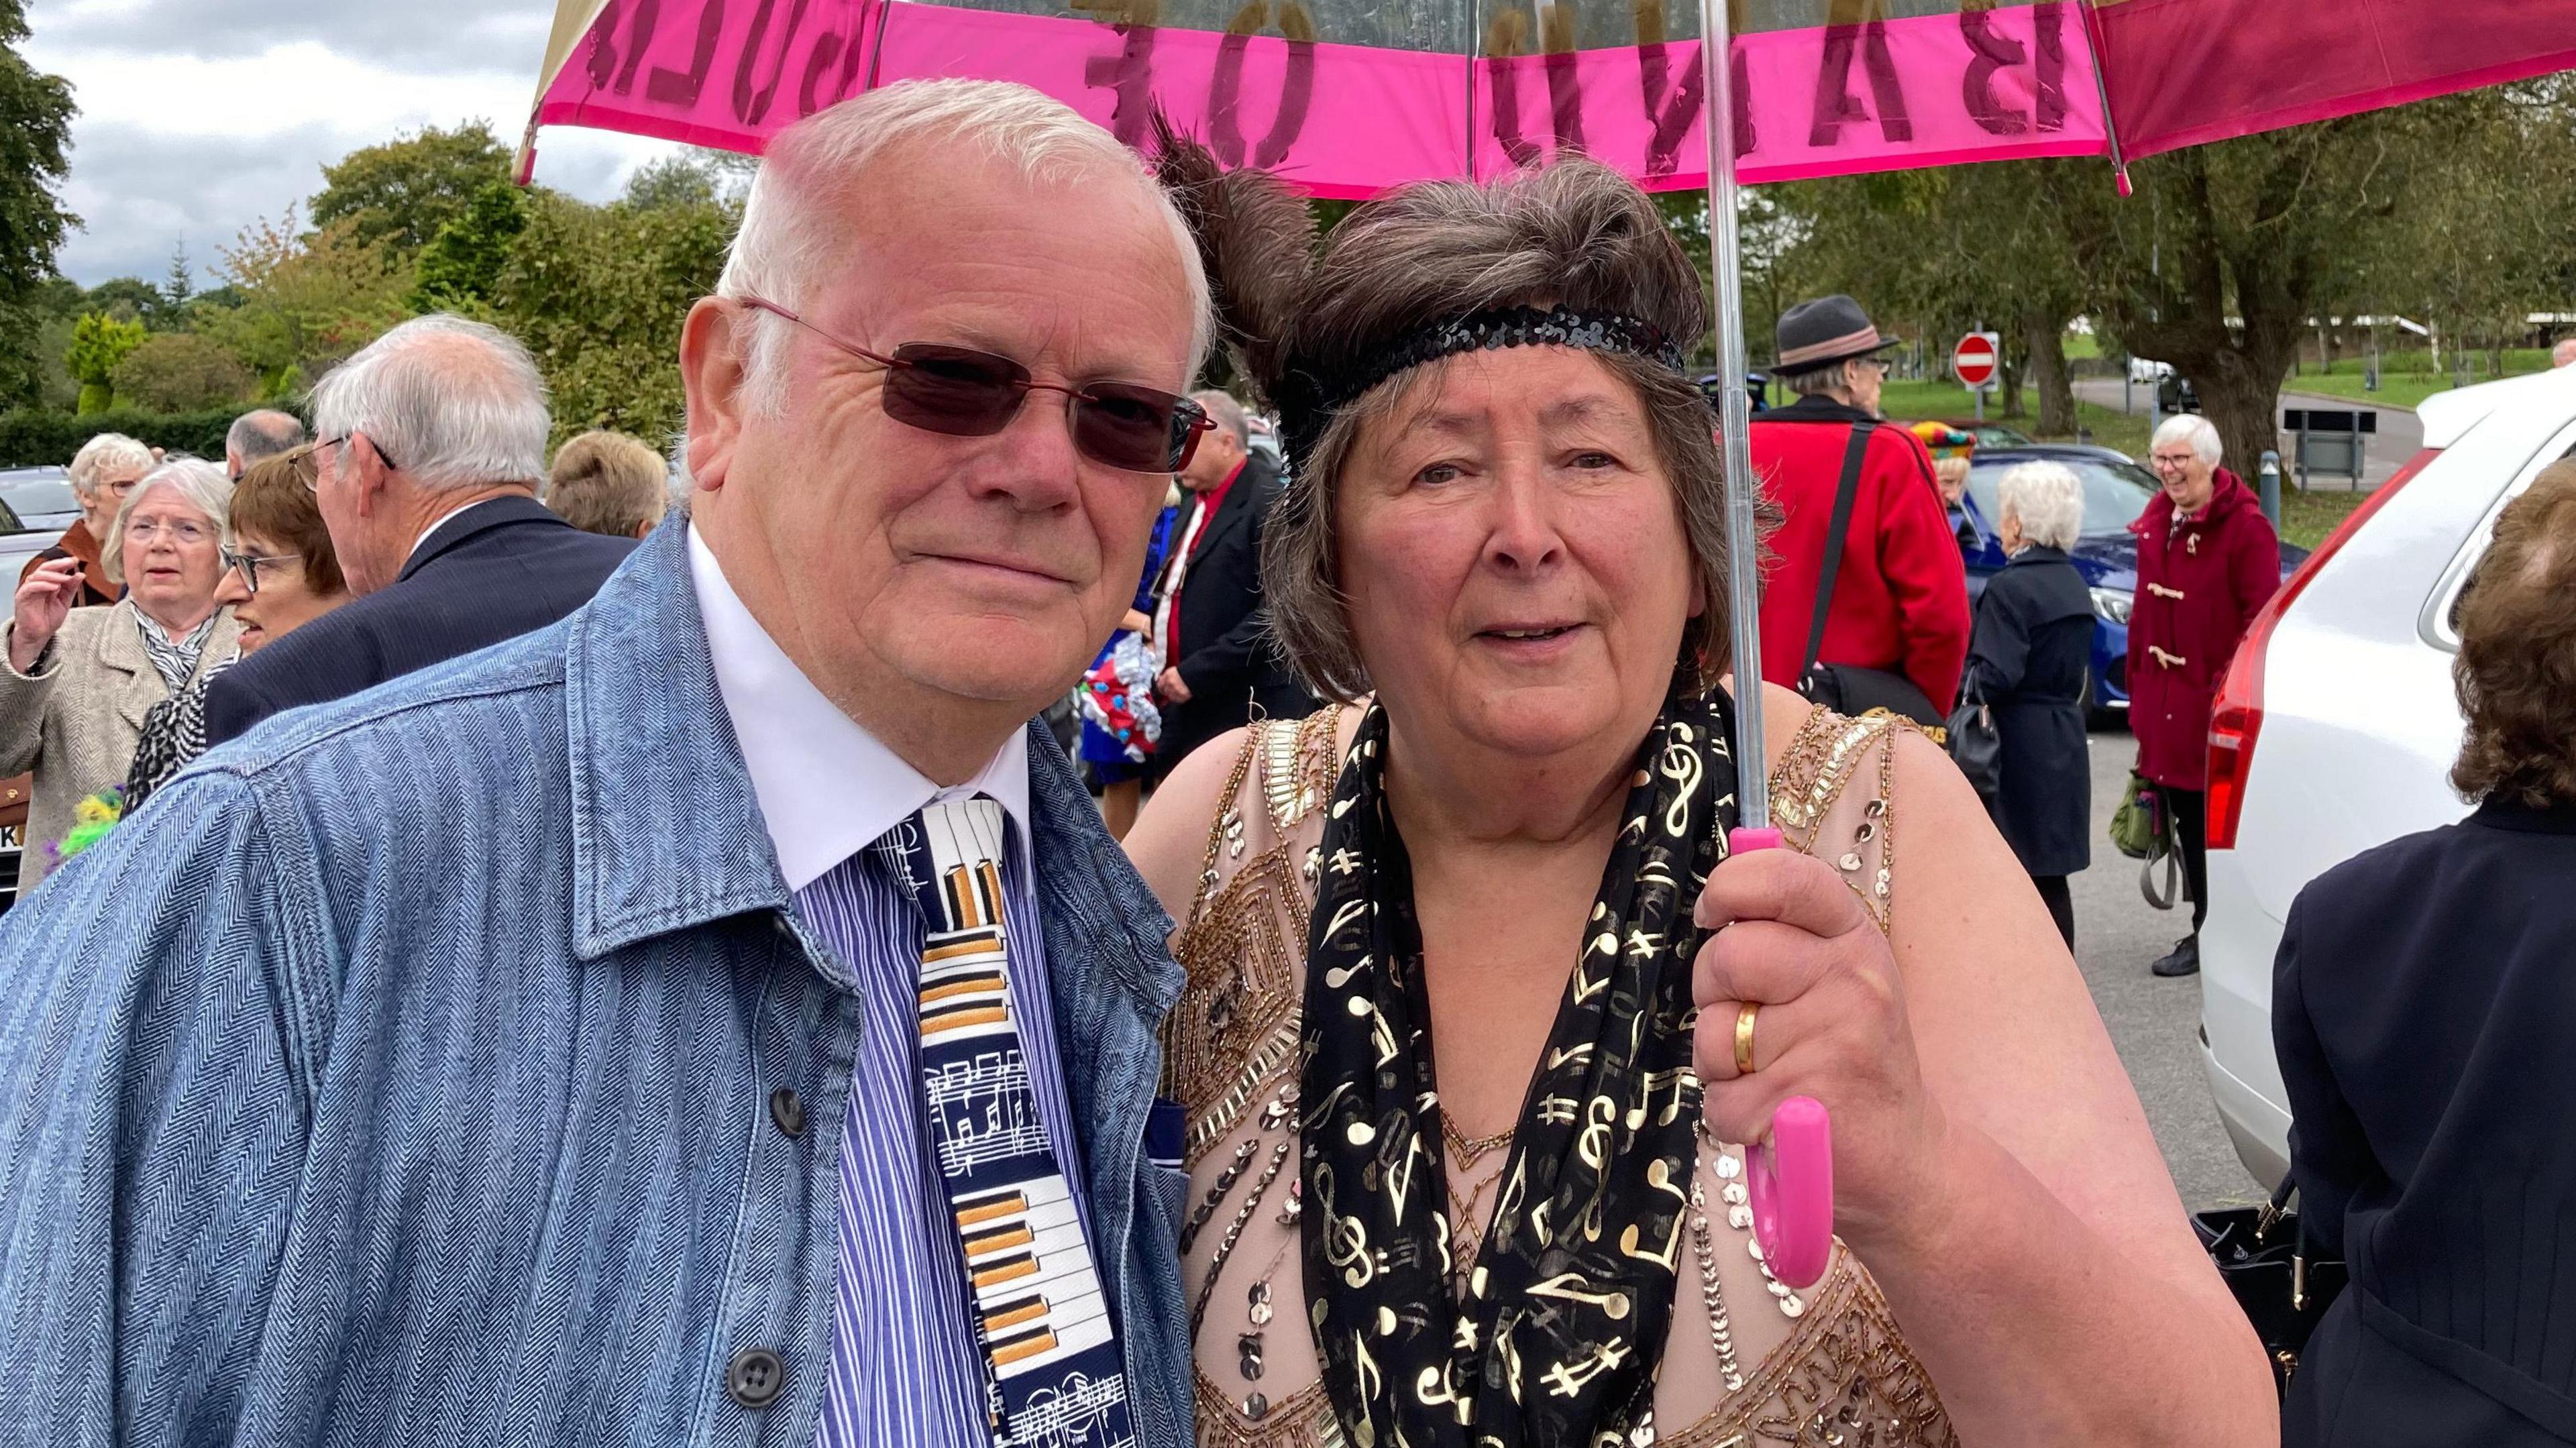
[1146,390,1310,779]
[204,317,634,747]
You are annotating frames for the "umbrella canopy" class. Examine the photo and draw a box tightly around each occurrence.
[520,0,2116,188]
[519,0,2576,192]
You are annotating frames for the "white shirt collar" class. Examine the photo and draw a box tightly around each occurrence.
[688,526,1031,892]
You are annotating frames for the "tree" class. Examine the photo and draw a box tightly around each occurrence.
[111,331,255,412]
[2041,107,2453,475]
[80,276,166,324]
[206,208,415,396]
[410,178,530,312]
[162,245,196,317]
[488,189,735,444]
[0,0,74,410]
[64,313,145,412]
[311,121,513,255]
[621,155,725,212]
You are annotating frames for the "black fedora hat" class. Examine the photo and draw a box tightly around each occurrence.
[1773,294,1903,373]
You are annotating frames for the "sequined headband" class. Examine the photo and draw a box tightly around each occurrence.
[1273,304,1689,469]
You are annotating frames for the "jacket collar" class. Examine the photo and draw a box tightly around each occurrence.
[1764,393,1878,427]
[2006,544,2073,567]
[2132,467,2251,539]
[563,519,1185,1025]
[2472,796,2576,835]
[398,494,568,583]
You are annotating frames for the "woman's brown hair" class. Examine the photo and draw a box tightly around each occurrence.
[2451,457,2576,808]
[231,445,345,597]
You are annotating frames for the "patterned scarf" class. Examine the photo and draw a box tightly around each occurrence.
[1301,686,1741,1448]
[133,610,220,694]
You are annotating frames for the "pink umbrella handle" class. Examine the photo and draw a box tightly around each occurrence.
[1725,826,1835,1290]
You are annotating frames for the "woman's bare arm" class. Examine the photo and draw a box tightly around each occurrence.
[1868,728,2275,1443]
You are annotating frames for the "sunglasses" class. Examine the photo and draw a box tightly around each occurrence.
[736,297,1211,474]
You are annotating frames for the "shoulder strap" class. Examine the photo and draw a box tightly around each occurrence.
[1802,421,1878,683]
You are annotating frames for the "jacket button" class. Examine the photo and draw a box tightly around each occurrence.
[769,1087,806,1138]
[727,1346,785,1408]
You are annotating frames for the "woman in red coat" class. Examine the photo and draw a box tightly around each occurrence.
[2129,414,2279,977]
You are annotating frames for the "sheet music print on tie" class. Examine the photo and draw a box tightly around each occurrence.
[890,797,1137,1448]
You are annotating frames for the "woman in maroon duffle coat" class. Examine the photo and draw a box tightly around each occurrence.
[2128,414,2280,978]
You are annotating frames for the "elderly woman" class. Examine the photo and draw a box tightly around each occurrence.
[2129,413,2279,977]
[1125,148,2271,1447]
[2275,460,2576,1446]
[1963,461,2095,945]
[123,445,349,807]
[25,431,156,606]
[0,457,236,881]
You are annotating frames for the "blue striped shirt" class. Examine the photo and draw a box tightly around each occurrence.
[796,815,1091,1448]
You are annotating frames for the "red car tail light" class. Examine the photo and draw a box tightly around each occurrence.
[2205,447,2440,850]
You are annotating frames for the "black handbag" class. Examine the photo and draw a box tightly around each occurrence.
[1796,421,1945,730]
[2194,1176,2349,1397]
[1944,675,2003,810]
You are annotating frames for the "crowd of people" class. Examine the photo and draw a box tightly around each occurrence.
[0,74,2562,1448]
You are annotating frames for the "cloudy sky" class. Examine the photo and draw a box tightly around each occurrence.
[25,0,688,286]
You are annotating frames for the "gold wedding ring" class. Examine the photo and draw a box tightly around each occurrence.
[1733,1001,1760,1076]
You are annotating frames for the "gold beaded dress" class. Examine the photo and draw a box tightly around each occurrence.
[1164,705,1958,1448]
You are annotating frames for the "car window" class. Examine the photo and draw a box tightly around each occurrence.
[2425,431,2576,651]
[1,479,75,518]
[1966,456,2159,537]
[0,498,25,533]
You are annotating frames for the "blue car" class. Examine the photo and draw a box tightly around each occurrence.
[1953,445,2308,716]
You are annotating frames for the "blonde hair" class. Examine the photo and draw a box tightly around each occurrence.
[546,431,669,538]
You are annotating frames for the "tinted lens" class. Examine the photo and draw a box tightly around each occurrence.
[1076,385,1201,473]
[882,345,1030,436]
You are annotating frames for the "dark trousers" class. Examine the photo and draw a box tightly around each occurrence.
[2165,786,2209,932]
[2031,873,2075,949]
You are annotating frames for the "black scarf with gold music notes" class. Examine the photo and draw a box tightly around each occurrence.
[1300,687,1739,1447]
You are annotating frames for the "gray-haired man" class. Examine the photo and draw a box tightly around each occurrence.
[201,315,634,745]
[0,79,1205,1446]
[223,407,307,480]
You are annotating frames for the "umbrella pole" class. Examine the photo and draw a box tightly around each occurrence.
[1697,0,1835,1294]
[1696,0,1766,830]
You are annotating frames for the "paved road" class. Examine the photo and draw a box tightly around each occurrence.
[2073,375,2422,490]
[2073,720,2266,1211]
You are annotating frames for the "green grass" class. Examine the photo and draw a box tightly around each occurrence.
[2288,347,2556,410]
[2063,332,2102,361]
[2277,489,2369,551]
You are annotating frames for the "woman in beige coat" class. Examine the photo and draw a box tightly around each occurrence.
[0,457,237,883]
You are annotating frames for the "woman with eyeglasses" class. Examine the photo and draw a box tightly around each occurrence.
[0,457,237,883]
[124,444,350,809]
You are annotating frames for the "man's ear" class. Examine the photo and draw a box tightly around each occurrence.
[350,434,395,518]
[680,297,751,494]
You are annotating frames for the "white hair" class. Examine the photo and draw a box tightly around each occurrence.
[1189,388,1250,447]
[715,78,1212,416]
[101,457,231,585]
[311,315,551,490]
[2152,412,2224,467]
[66,431,156,500]
[1996,460,2086,553]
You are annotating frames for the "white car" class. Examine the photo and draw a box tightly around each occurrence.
[2198,365,2576,1188]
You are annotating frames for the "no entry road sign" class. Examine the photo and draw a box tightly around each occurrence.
[1953,331,2000,390]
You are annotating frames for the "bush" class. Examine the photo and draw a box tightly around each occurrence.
[0,405,302,467]
[111,333,257,412]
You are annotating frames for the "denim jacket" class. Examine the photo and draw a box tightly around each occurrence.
[0,520,1192,1447]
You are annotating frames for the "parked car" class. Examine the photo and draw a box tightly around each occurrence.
[2198,365,2576,1189]
[1951,446,2308,715]
[1936,419,2035,449]
[0,466,80,530]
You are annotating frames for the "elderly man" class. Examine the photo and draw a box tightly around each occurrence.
[0,80,1206,1445]
[23,431,154,606]
[1749,294,1970,720]
[201,316,633,746]
[223,407,307,480]
[1146,388,1309,779]
[2128,412,2279,978]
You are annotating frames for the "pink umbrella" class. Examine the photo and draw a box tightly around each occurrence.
[519,0,2576,1288]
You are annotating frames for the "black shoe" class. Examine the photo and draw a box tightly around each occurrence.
[2151,936,2201,977]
